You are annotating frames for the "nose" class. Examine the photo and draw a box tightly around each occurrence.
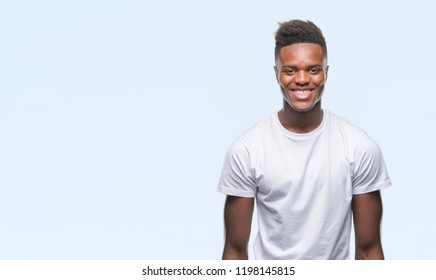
[294,70,310,85]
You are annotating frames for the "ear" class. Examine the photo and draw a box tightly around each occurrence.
[273,66,279,83]
[325,65,329,80]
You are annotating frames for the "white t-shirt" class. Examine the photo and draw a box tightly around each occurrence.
[217,110,391,259]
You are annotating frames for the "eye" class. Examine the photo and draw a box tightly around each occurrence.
[309,68,321,74]
[283,69,295,75]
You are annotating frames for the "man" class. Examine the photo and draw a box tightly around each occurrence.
[217,20,391,260]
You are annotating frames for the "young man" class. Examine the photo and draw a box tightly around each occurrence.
[217,20,391,260]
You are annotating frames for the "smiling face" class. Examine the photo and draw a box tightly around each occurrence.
[274,43,329,113]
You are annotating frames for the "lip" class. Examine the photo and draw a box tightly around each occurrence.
[289,88,315,99]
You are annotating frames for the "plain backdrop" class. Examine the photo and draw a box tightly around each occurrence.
[1,0,435,259]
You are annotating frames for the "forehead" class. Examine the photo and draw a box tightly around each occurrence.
[277,43,326,66]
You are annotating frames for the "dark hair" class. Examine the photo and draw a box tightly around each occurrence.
[274,20,327,60]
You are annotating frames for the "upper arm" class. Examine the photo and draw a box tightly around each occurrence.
[222,195,254,260]
[352,190,384,259]
[352,133,391,194]
[217,139,257,197]
[218,139,256,259]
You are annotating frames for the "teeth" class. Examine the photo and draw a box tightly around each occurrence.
[292,90,312,96]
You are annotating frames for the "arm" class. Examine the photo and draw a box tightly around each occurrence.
[222,195,254,260]
[352,190,385,260]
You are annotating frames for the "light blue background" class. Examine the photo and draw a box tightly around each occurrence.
[1,0,435,259]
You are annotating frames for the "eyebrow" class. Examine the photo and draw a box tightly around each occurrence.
[281,64,324,68]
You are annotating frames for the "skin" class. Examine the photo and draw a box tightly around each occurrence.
[274,43,328,133]
[222,43,385,260]
[222,196,254,260]
[352,191,385,259]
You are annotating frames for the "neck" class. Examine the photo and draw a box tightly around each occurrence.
[278,102,323,134]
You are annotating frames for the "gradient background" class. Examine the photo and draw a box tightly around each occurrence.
[1,0,435,259]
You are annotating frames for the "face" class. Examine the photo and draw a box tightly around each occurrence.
[274,43,329,113]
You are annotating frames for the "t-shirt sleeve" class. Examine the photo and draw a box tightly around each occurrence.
[217,139,257,197]
[352,133,392,195]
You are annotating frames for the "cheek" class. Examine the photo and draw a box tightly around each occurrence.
[315,75,327,86]
[278,76,291,87]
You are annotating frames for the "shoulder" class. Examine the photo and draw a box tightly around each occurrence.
[326,110,365,139]
[235,113,277,147]
[325,110,382,160]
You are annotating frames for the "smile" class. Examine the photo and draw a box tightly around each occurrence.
[289,89,315,97]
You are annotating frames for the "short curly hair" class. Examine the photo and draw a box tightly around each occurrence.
[274,20,327,60]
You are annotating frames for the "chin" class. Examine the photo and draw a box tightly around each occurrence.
[288,100,321,113]
[291,107,316,113]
